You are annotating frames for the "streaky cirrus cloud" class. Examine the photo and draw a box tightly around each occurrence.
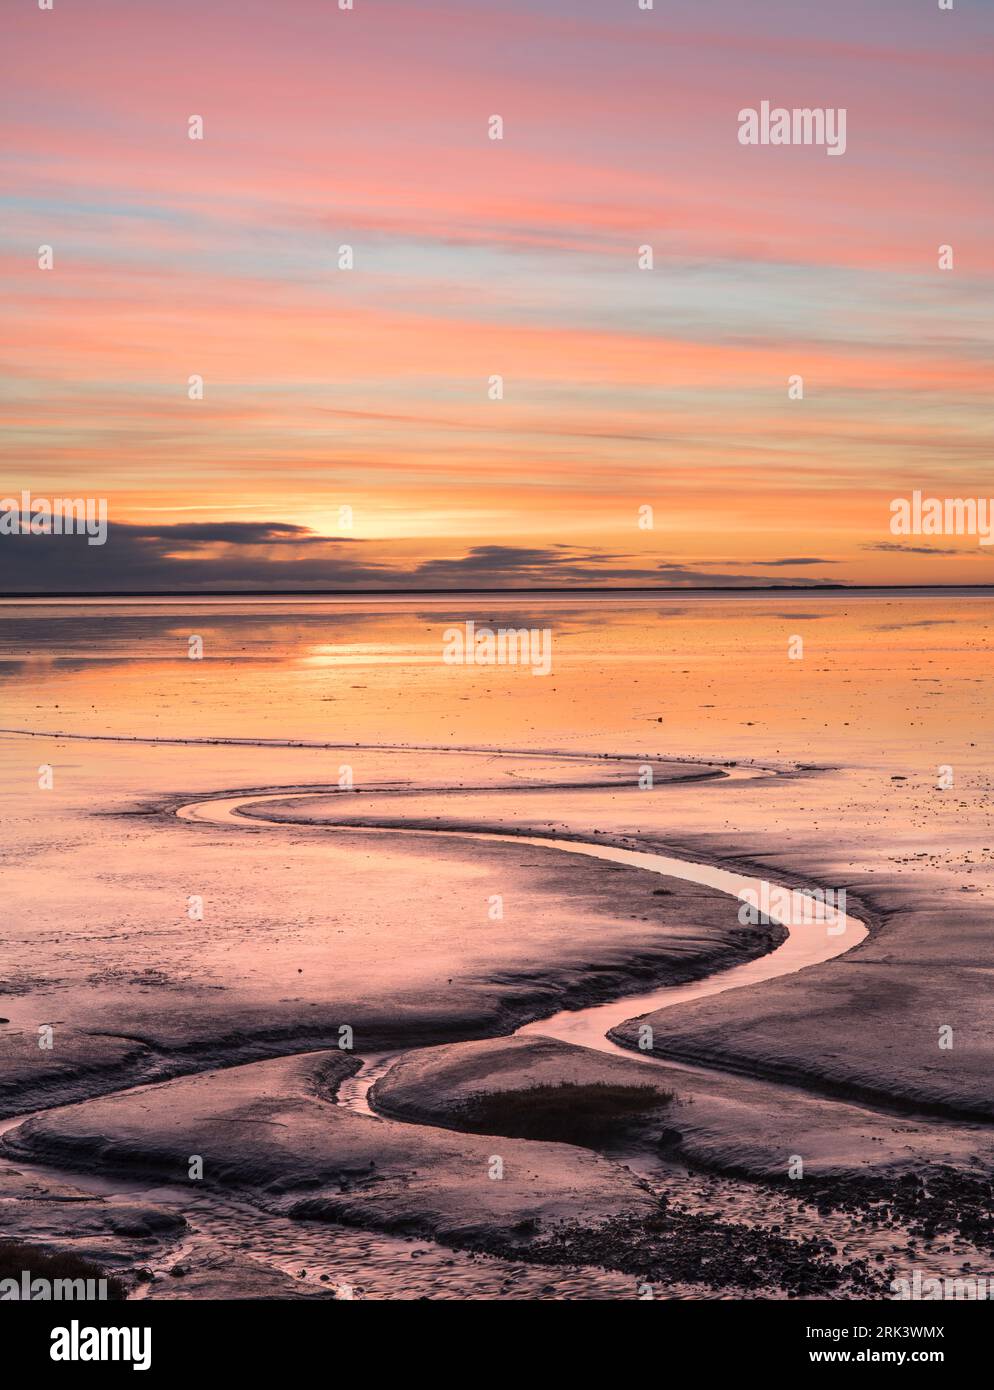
[2,0,992,590]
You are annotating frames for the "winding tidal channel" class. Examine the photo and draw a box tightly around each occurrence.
[0,754,888,1299]
[176,789,868,1114]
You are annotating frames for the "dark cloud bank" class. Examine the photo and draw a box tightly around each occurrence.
[0,519,845,594]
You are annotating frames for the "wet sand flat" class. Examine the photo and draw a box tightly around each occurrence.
[1,593,992,1297]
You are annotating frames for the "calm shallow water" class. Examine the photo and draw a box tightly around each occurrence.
[1,591,990,761]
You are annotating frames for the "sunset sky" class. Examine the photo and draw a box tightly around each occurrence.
[2,0,992,591]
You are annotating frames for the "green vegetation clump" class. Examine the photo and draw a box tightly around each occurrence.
[455,1081,672,1146]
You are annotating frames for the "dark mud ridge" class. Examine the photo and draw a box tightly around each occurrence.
[0,912,784,1121]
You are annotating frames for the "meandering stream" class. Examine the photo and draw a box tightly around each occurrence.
[176,790,867,1115]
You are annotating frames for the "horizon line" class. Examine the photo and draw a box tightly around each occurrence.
[3,583,994,600]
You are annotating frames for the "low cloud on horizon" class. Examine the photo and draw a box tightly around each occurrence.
[0,519,850,593]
